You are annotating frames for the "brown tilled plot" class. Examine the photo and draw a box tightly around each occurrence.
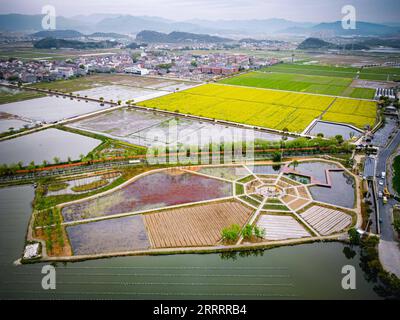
[143,200,253,248]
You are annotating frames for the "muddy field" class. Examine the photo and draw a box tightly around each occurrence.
[144,200,253,248]
[67,215,150,255]
[62,169,233,222]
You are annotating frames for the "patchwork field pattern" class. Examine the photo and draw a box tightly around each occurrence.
[139,83,376,132]
[262,63,400,82]
[220,71,375,99]
[143,200,253,248]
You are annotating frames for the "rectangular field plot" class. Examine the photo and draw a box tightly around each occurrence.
[61,170,233,222]
[67,215,150,255]
[220,71,374,99]
[0,128,101,165]
[70,107,288,148]
[144,200,253,248]
[257,214,310,240]
[322,98,377,129]
[262,64,360,78]
[0,95,109,123]
[74,85,170,103]
[138,83,335,133]
[188,165,250,181]
[300,206,352,235]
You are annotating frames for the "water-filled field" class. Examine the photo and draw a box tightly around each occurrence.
[309,171,355,208]
[220,71,374,99]
[70,107,289,147]
[192,165,250,181]
[67,215,150,255]
[0,128,101,165]
[307,121,362,140]
[0,118,32,133]
[138,84,376,132]
[290,161,340,184]
[0,95,109,123]
[74,85,170,103]
[62,169,233,222]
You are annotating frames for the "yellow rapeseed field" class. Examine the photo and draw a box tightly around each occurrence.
[322,98,377,128]
[138,84,377,132]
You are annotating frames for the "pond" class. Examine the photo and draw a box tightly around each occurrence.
[307,121,362,140]
[0,185,382,299]
[61,170,233,222]
[0,95,109,123]
[309,171,355,208]
[250,164,282,175]
[0,128,101,165]
[292,161,340,184]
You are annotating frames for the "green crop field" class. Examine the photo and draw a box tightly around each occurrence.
[262,64,360,78]
[359,67,400,81]
[262,63,400,82]
[219,71,375,99]
[138,84,377,133]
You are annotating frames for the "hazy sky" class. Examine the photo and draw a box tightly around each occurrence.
[0,0,399,22]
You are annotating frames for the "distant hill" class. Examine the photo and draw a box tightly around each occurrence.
[310,21,399,36]
[136,30,232,43]
[0,14,92,32]
[298,37,370,50]
[33,37,119,49]
[297,37,335,49]
[31,29,83,38]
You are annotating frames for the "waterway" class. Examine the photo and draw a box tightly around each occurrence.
[0,185,382,299]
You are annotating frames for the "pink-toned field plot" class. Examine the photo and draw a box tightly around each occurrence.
[300,205,352,235]
[256,214,310,240]
[144,200,253,248]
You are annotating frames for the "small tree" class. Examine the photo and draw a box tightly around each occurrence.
[348,228,360,245]
[222,224,241,243]
[291,160,299,170]
[53,157,60,164]
[272,151,282,162]
[335,134,344,145]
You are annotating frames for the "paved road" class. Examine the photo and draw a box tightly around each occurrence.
[376,127,400,277]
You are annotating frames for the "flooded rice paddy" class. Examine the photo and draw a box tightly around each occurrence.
[69,107,290,147]
[307,121,362,140]
[67,215,150,255]
[0,95,109,123]
[191,165,250,181]
[0,128,101,165]
[61,170,233,222]
[74,85,170,103]
[0,185,381,299]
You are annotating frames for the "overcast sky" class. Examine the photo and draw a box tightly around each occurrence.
[0,0,399,22]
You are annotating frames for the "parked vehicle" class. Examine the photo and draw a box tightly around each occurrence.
[381,172,386,179]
